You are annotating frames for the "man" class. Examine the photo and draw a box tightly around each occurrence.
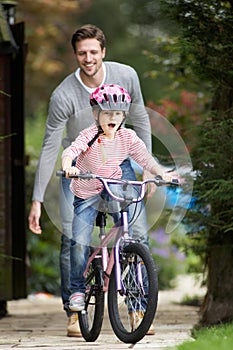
[28,24,155,337]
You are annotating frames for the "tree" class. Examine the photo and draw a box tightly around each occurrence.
[159,0,233,325]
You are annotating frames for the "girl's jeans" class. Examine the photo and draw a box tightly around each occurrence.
[70,185,124,294]
[59,158,149,314]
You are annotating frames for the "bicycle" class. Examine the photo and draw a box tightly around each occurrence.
[56,170,179,343]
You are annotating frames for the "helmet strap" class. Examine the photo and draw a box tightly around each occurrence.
[116,111,126,131]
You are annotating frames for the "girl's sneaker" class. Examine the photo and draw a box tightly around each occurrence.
[69,292,85,311]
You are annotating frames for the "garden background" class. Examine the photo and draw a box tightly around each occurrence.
[16,0,233,327]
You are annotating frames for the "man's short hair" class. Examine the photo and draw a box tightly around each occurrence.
[71,24,106,52]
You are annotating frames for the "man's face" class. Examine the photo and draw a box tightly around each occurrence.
[74,38,106,78]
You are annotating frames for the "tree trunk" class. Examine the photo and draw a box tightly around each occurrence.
[200,238,233,325]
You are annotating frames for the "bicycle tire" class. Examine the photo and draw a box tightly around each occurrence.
[78,257,105,342]
[108,242,158,344]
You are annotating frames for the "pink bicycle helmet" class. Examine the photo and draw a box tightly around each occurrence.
[90,84,131,112]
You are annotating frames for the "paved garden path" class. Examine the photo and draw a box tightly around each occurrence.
[0,274,206,350]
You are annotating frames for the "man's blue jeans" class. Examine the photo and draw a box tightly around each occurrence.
[59,158,149,315]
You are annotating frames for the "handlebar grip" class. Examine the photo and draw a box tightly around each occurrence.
[154,175,180,186]
[56,170,66,177]
[56,170,94,179]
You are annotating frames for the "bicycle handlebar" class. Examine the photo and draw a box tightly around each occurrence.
[56,170,179,203]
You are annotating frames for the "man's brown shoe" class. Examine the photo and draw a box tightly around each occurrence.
[67,313,82,337]
[129,311,155,335]
[146,323,155,335]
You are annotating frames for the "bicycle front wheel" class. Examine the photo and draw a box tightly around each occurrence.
[108,242,158,344]
[78,257,105,342]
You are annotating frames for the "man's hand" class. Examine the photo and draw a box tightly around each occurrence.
[28,201,42,234]
[142,169,157,199]
[163,168,180,184]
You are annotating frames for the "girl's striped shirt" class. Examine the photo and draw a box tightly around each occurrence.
[62,124,157,199]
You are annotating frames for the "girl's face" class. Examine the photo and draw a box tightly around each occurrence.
[98,110,124,139]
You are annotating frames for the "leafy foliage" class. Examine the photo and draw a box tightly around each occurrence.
[158,1,233,324]
[148,90,209,150]
[160,0,233,86]
[25,109,61,294]
[157,1,233,224]
[26,165,61,295]
[189,116,233,242]
[27,228,60,295]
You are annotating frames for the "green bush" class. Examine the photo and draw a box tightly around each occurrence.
[26,112,61,295]
[26,166,61,295]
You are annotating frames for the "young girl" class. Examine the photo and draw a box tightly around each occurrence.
[62,84,172,312]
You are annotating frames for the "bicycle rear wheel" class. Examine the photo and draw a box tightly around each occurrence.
[108,242,158,344]
[78,257,105,342]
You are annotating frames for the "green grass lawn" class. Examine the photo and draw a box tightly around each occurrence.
[176,323,233,350]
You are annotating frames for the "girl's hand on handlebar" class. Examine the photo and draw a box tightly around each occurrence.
[63,167,80,178]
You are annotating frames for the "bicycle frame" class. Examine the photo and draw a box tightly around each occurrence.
[56,170,179,343]
[84,207,141,294]
[56,170,178,295]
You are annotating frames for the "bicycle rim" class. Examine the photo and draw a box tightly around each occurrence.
[78,258,105,342]
[108,242,158,343]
